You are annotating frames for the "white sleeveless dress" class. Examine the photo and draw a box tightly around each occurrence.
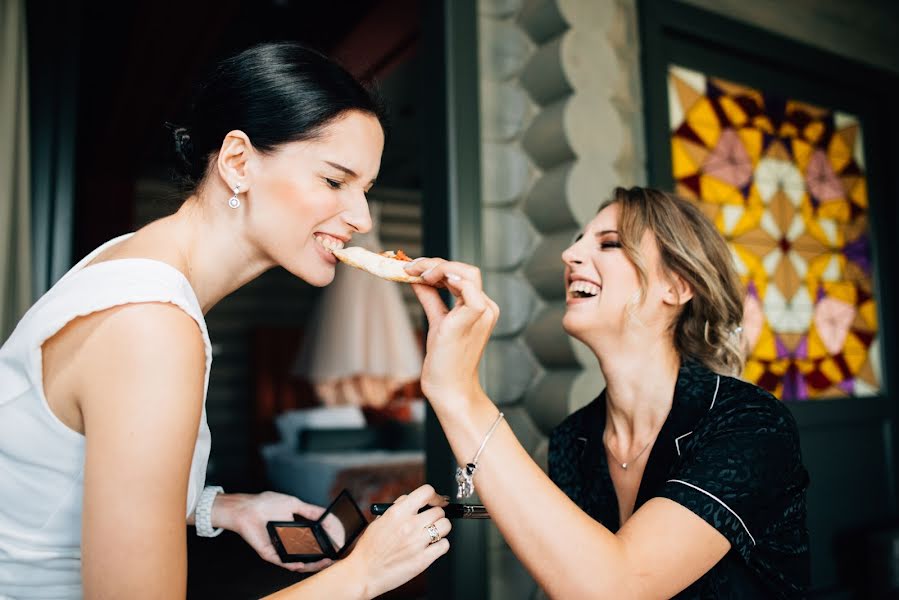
[0,234,213,599]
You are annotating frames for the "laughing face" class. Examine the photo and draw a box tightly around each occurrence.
[245,110,384,286]
[561,202,679,345]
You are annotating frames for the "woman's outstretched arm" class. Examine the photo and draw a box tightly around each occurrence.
[405,261,730,599]
[430,389,728,599]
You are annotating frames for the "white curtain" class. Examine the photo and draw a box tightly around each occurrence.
[0,0,32,342]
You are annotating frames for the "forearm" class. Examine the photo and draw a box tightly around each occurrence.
[262,558,367,600]
[431,392,631,598]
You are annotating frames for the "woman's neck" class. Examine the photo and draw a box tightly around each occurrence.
[593,333,681,446]
[144,191,275,313]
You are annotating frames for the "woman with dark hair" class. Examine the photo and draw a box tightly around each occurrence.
[0,43,449,599]
[405,187,810,598]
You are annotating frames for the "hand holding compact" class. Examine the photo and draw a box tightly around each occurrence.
[344,484,451,599]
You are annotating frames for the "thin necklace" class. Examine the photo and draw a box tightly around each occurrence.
[603,433,653,470]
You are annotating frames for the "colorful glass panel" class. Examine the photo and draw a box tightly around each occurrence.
[668,64,881,400]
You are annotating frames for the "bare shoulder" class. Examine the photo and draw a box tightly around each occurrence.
[87,301,204,352]
[43,302,206,434]
[64,301,203,374]
[75,303,206,421]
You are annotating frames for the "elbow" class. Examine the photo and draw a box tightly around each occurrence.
[540,542,638,599]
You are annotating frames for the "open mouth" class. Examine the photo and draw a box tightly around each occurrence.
[314,233,346,252]
[568,279,600,299]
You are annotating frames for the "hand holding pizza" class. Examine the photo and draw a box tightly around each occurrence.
[328,245,498,408]
[402,258,500,407]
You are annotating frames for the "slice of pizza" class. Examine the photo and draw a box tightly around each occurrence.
[331,246,425,283]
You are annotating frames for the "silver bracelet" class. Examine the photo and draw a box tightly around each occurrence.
[455,411,504,499]
[195,485,224,537]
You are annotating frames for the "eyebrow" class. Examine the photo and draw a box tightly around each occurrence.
[324,160,378,186]
[325,161,358,178]
[594,229,619,237]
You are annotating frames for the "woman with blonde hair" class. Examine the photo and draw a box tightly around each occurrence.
[406,186,809,598]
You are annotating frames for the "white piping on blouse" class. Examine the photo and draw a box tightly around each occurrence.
[672,375,721,455]
[674,431,693,456]
[709,375,721,411]
[667,479,757,545]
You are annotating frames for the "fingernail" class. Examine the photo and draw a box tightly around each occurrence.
[422,268,434,278]
[446,273,461,282]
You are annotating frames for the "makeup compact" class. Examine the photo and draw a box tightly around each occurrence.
[267,489,368,562]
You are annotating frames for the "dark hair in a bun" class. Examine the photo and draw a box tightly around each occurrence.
[168,42,387,190]
[167,126,194,170]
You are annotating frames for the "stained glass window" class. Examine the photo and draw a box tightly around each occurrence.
[667,64,881,400]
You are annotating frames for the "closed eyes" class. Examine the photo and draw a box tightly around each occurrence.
[572,231,621,249]
[595,230,620,250]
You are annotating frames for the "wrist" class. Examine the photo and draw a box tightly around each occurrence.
[427,382,487,412]
[335,553,370,600]
[210,492,251,533]
[431,392,502,462]
[430,386,492,423]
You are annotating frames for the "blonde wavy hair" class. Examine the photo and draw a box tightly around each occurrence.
[600,186,745,376]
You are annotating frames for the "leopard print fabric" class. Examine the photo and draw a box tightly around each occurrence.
[548,360,809,598]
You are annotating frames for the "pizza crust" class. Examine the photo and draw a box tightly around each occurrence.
[332,246,425,284]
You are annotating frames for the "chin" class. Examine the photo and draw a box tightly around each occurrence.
[563,310,609,345]
[281,260,336,287]
[300,268,336,287]
[562,312,584,338]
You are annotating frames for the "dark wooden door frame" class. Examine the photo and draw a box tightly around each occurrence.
[422,1,486,598]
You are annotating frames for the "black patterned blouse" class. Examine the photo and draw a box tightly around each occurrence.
[548,360,810,598]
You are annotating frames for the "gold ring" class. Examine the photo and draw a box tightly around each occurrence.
[426,523,441,545]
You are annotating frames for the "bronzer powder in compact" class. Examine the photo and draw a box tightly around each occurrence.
[275,525,323,555]
[267,489,368,562]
